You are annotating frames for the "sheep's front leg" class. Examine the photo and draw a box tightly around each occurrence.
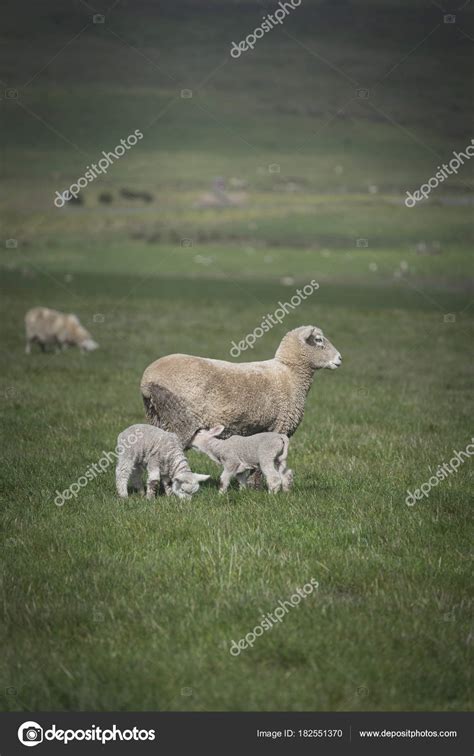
[146,468,161,500]
[219,467,234,494]
[161,477,173,496]
[236,470,251,489]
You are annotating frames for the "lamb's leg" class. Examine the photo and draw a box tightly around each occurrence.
[160,476,173,496]
[260,461,282,494]
[129,465,145,495]
[246,469,264,489]
[25,339,31,355]
[275,439,293,491]
[219,467,234,494]
[281,469,294,492]
[236,470,251,489]
[276,459,294,491]
[116,458,133,498]
[146,468,161,500]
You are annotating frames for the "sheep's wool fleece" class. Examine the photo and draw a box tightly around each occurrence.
[25,307,92,346]
[117,424,187,477]
[141,332,318,443]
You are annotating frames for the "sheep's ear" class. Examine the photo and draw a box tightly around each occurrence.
[208,425,225,437]
[299,326,317,344]
[193,473,210,482]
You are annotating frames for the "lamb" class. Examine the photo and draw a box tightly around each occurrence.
[115,423,210,500]
[140,325,342,447]
[25,307,98,354]
[192,426,293,494]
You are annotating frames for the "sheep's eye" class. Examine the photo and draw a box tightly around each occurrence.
[315,336,323,344]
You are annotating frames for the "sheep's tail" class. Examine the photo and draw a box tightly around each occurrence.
[141,382,201,448]
[278,434,289,463]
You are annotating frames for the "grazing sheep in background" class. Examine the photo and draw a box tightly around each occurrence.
[141,325,342,447]
[98,191,113,204]
[119,188,154,203]
[228,177,248,190]
[115,423,209,500]
[193,177,247,209]
[25,307,98,354]
[192,425,293,494]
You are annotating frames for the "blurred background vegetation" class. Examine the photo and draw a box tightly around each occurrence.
[1,0,473,285]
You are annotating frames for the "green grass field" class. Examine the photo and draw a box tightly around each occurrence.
[0,0,473,712]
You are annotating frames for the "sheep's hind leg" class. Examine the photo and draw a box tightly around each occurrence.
[129,465,145,495]
[281,468,294,492]
[275,438,293,491]
[276,457,294,491]
[116,459,133,498]
[246,469,264,490]
[260,461,282,494]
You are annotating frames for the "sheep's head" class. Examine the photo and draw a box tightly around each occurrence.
[172,471,210,499]
[80,337,99,352]
[191,425,225,451]
[276,325,342,371]
[76,326,99,352]
[68,316,99,352]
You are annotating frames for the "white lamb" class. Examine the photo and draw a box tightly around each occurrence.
[192,425,293,494]
[115,424,209,500]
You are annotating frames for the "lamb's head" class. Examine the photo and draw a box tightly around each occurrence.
[191,425,225,452]
[172,471,210,499]
[275,325,342,371]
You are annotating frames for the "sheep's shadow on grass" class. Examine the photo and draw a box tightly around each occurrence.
[115,476,325,504]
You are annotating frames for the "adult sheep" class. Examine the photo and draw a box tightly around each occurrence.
[140,325,341,447]
[25,307,98,354]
